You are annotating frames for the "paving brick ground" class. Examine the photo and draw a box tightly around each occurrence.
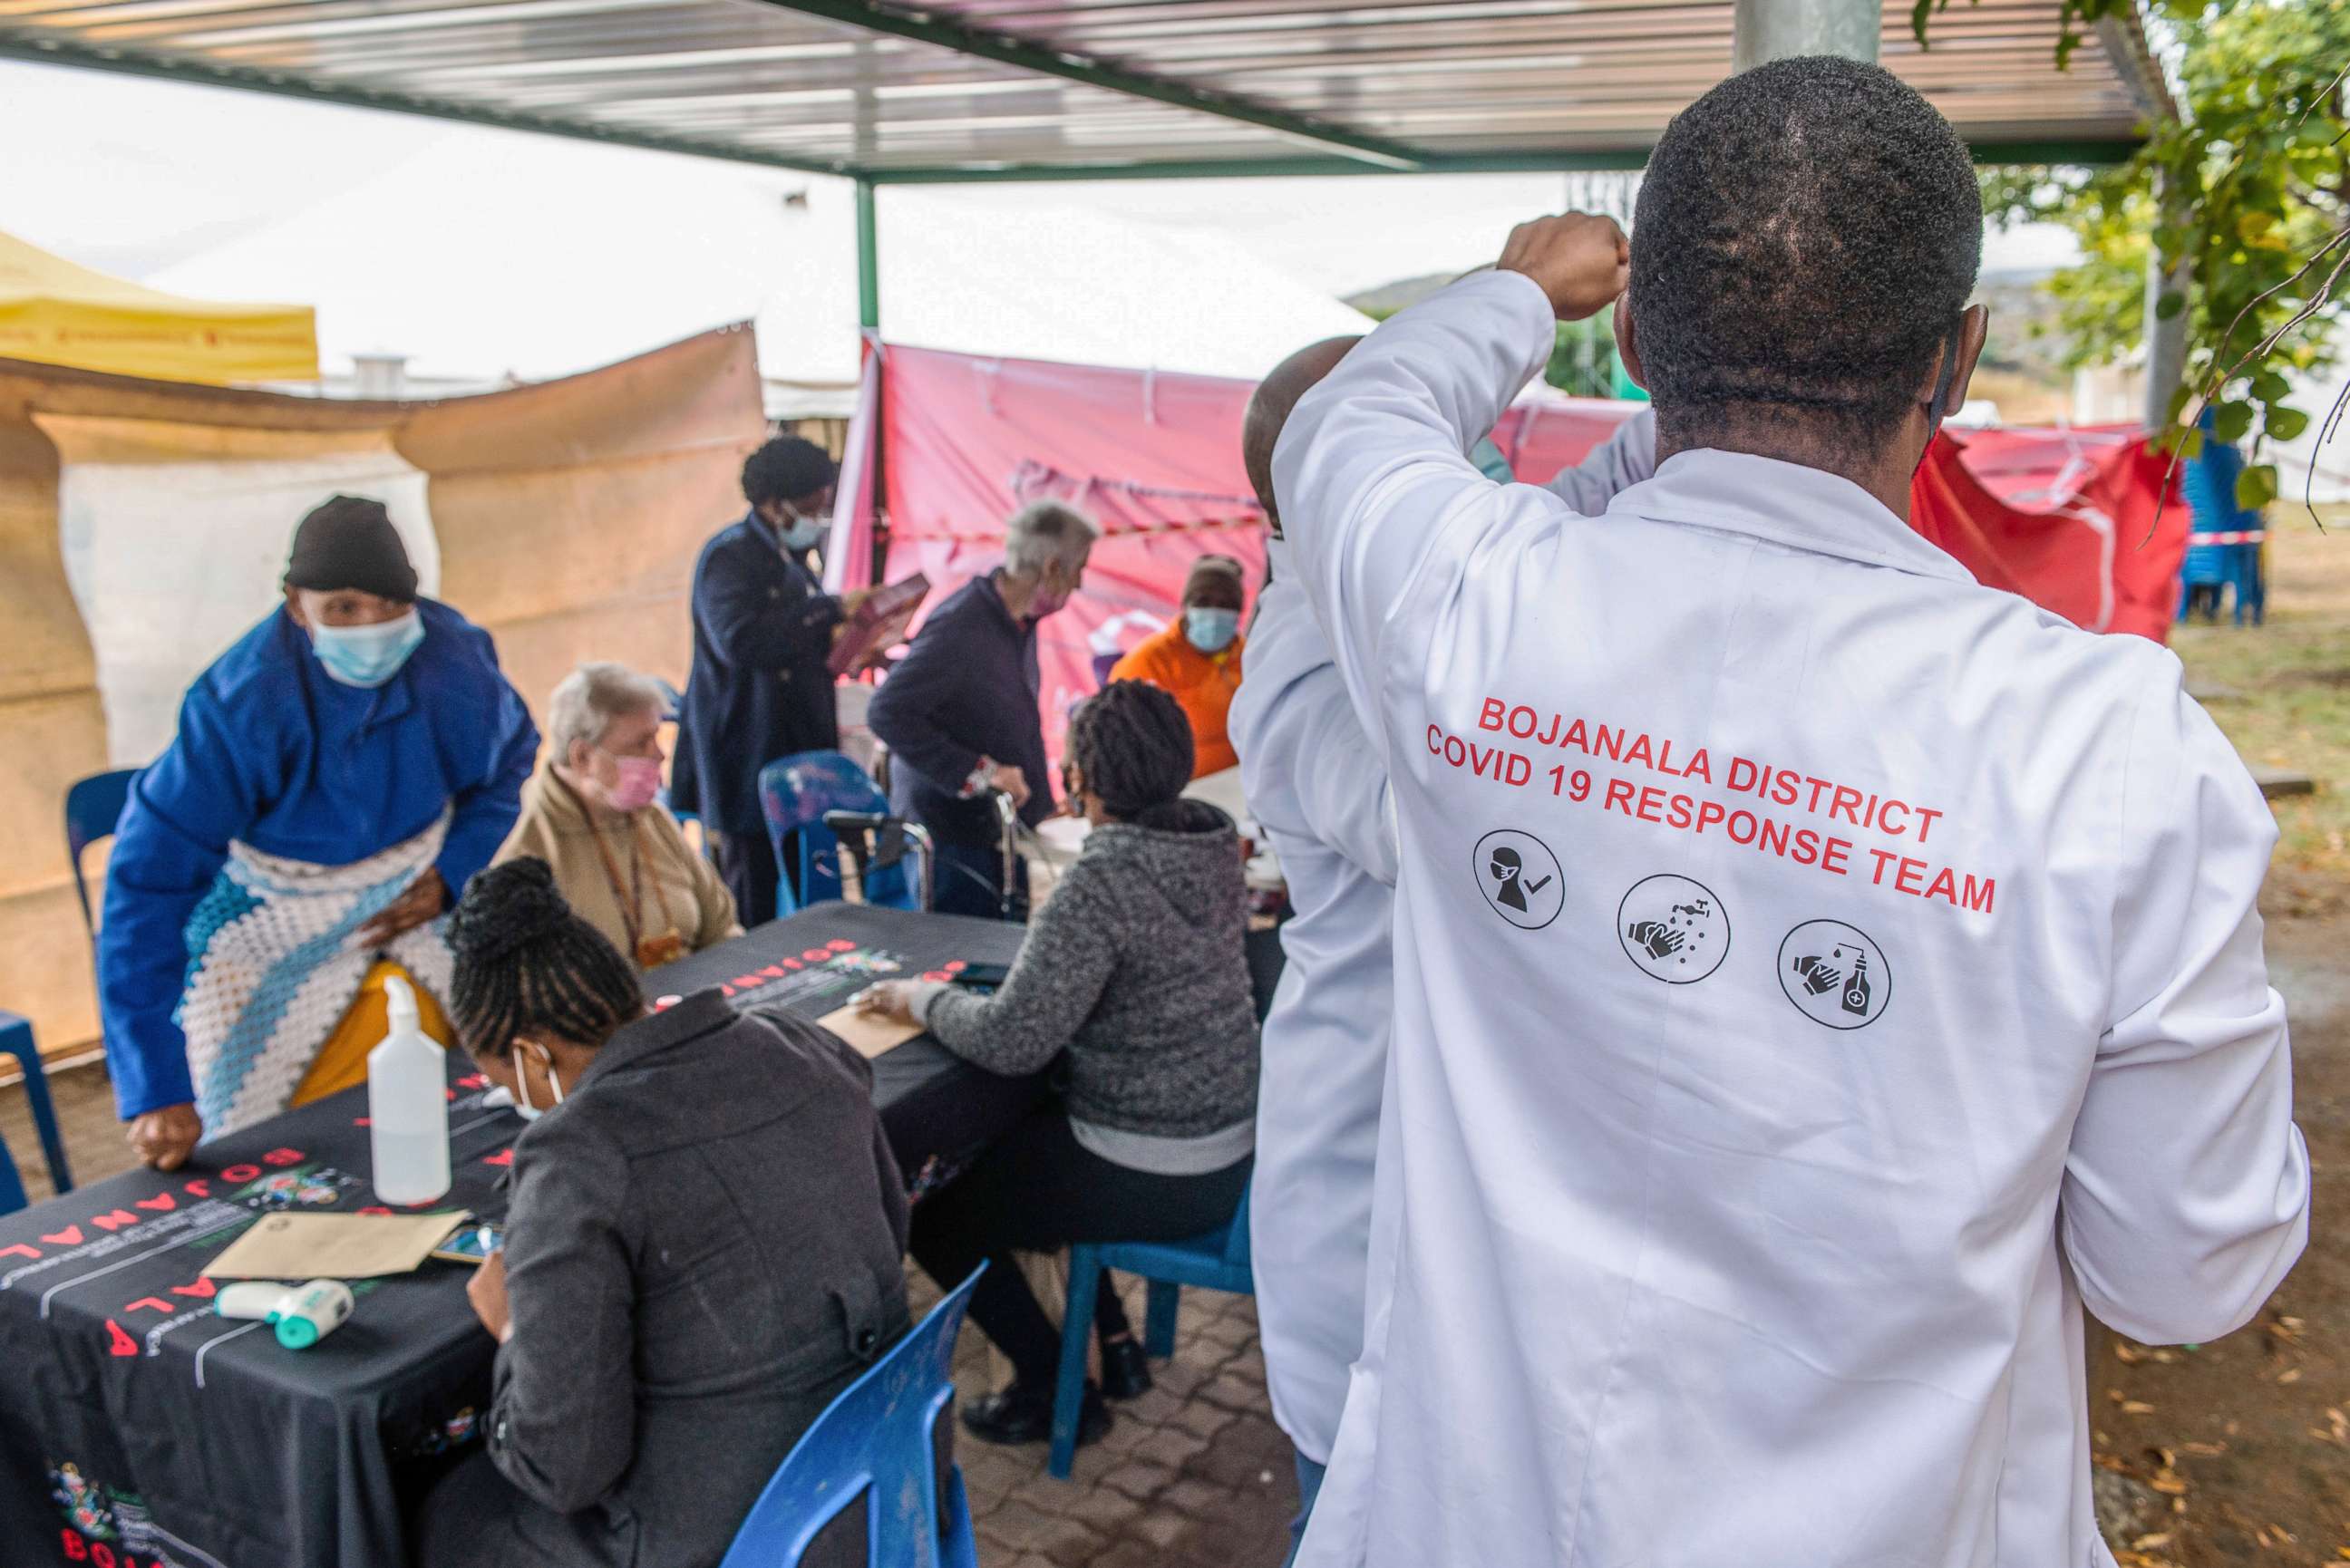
[5,1062,1303,1566]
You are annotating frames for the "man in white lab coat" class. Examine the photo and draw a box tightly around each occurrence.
[1274,56,2309,1568]
[1232,339,1657,1564]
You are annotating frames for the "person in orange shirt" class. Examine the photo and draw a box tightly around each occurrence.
[1111,556,1249,777]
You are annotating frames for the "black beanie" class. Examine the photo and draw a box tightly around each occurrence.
[284,496,419,603]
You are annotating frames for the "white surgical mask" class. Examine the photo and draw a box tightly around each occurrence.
[311,611,423,688]
[509,1043,567,1122]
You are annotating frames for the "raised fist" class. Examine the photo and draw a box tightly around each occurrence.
[1497,213,1630,323]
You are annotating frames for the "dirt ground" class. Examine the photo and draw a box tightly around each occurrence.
[2094,519,2350,1568]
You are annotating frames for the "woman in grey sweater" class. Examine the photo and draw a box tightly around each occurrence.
[860,680,1258,1448]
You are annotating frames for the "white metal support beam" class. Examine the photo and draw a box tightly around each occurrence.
[1733,0,1883,71]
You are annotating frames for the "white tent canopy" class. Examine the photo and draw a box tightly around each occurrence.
[141,131,1373,400]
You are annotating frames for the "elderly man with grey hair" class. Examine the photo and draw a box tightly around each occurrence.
[868,499,1098,919]
[493,661,742,971]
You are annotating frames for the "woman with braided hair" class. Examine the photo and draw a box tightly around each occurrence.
[417,859,910,1568]
[859,680,1259,1450]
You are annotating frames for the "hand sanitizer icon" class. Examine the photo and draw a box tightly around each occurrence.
[1840,950,1871,1018]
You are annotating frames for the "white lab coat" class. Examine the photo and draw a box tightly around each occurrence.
[1275,271,2310,1568]
[1233,413,1658,1470]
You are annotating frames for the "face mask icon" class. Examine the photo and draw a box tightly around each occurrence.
[1489,847,1546,911]
[1473,830,1561,930]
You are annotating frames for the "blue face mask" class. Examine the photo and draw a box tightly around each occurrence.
[311,610,424,688]
[777,508,826,553]
[1184,606,1240,654]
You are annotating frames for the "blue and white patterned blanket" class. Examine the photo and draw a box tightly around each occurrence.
[177,815,452,1136]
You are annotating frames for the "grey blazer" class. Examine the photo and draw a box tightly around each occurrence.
[442,990,910,1568]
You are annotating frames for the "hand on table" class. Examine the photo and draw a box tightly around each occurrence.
[128,1103,203,1171]
[856,981,924,1030]
[468,1251,514,1344]
[1498,212,1629,323]
[359,868,448,949]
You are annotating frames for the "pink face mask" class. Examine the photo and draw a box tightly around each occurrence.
[603,754,664,813]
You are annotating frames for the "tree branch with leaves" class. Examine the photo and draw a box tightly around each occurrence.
[1941,0,2350,517]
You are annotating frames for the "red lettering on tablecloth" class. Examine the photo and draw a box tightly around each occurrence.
[134,1193,175,1213]
[801,948,830,963]
[719,985,736,998]
[780,959,802,971]
[828,939,857,953]
[0,1243,38,1261]
[90,1211,141,1234]
[123,1297,173,1316]
[61,1527,88,1560]
[358,1205,392,1215]
[103,1320,138,1357]
[170,1277,217,1298]
[459,1073,490,1089]
[760,965,787,979]
[483,1148,514,1167]
[943,961,966,973]
[180,1179,209,1198]
[921,971,951,982]
[354,1118,371,1128]
[263,1147,303,1166]
[43,1225,83,1246]
[91,1544,117,1568]
[218,1165,261,1184]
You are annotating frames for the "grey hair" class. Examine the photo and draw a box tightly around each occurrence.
[1002,499,1100,578]
[548,662,668,760]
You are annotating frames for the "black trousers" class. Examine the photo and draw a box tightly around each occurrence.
[711,828,782,927]
[908,1106,1252,1392]
[928,838,1028,922]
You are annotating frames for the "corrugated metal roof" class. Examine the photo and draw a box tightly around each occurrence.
[0,0,2168,179]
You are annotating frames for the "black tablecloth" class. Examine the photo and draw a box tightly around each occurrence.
[0,905,1036,1568]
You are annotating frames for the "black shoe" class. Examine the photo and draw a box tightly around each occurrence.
[958,1384,1112,1449]
[1099,1336,1154,1401]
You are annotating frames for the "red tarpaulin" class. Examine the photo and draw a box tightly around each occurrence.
[836,345,2184,760]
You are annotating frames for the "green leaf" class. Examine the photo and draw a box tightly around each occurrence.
[2211,400,2257,443]
[2235,463,2279,512]
[2267,405,2312,442]
[2250,369,2294,404]
[2173,426,2206,461]
[2155,290,2188,320]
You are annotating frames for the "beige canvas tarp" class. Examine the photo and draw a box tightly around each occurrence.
[0,326,766,1068]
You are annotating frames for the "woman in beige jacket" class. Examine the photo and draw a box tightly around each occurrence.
[494,663,742,971]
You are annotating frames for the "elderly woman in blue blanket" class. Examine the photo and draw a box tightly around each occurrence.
[99,496,539,1172]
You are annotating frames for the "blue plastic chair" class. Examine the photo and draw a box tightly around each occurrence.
[758,751,921,915]
[65,769,139,950]
[717,1265,984,1568]
[0,1123,28,1217]
[1050,1185,1256,1478]
[0,1012,71,1196]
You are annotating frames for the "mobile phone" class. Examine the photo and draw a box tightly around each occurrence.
[430,1223,504,1263]
[953,963,1011,988]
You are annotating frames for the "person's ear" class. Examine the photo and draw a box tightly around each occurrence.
[283,586,308,629]
[1937,304,1990,420]
[1612,294,1647,392]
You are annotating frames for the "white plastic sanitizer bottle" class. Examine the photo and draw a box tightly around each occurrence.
[368,975,451,1205]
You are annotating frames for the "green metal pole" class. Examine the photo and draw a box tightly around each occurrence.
[855,179,879,334]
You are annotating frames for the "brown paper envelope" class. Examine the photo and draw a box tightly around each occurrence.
[203,1210,471,1281]
[814,1005,926,1060]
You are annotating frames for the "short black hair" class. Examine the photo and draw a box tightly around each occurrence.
[1630,55,1982,456]
[447,859,641,1059]
[1068,681,1194,825]
[740,435,838,509]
